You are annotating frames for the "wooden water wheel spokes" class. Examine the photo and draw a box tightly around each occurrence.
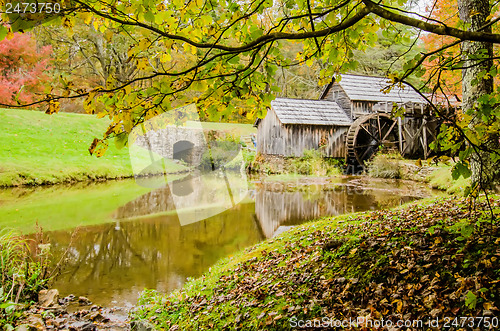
[346,113,400,165]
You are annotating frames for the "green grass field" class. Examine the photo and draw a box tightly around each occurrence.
[0,108,255,187]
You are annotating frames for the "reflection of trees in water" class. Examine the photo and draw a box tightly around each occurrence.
[254,183,415,238]
[112,172,246,221]
[47,202,260,305]
[112,186,178,219]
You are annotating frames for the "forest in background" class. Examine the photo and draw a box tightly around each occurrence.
[1,2,433,122]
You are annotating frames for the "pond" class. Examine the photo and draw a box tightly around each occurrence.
[0,175,437,309]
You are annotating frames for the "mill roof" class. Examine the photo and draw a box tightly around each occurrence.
[270,98,352,126]
[324,74,427,104]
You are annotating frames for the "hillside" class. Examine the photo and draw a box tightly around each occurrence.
[0,109,255,186]
[133,196,500,330]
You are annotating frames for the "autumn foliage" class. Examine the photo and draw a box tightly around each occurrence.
[0,31,52,106]
[421,0,500,101]
[420,1,462,99]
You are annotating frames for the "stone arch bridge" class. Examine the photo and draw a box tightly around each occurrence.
[134,126,207,165]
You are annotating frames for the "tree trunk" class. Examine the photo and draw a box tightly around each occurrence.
[458,0,499,189]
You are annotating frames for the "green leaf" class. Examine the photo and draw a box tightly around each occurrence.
[0,25,7,41]
[452,162,471,180]
[144,10,155,23]
[460,224,474,238]
[115,133,128,149]
[465,291,477,309]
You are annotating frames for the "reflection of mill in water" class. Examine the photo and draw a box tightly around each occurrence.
[253,182,415,238]
[113,177,416,240]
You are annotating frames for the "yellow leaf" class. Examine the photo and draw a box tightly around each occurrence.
[138,38,150,51]
[127,46,136,59]
[84,91,97,114]
[483,302,495,310]
[160,52,172,63]
[124,85,132,95]
[392,299,403,313]
[89,138,108,157]
[81,12,93,25]
[6,30,14,40]
[45,100,60,114]
[104,29,114,42]
[62,17,74,29]
[137,58,149,70]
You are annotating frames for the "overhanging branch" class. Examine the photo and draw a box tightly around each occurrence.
[363,0,500,43]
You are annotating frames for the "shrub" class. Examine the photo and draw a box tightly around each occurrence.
[198,133,243,171]
[290,149,342,176]
[367,154,402,179]
[0,230,50,329]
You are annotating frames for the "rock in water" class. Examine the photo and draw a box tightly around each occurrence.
[14,325,39,331]
[16,314,44,330]
[38,289,59,308]
[78,296,92,305]
[130,320,154,331]
[68,321,96,331]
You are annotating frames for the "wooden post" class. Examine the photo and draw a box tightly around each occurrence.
[422,118,428,159]
[398,117,403,153]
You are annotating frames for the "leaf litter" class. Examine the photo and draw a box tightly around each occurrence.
[133,196,500,330]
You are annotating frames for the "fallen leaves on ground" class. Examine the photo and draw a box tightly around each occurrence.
[133,196,500,330]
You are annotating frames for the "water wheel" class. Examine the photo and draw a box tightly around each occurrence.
[346,113,399,165]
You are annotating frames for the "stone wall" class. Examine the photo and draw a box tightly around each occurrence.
[134,126,208,165]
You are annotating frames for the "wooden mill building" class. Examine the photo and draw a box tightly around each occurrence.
[255,74,440,165]
[254,98,352,158]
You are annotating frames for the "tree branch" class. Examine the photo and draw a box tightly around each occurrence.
[363,0,500,43]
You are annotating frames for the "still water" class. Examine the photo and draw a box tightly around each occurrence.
[0,176,436,308]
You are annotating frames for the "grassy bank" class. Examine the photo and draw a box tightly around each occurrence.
[133,196,499,330]
[367,153,470,195]
[0,108,190,186]
[0,109,255,187]
[0,108,137,186]
[427,166,470,195]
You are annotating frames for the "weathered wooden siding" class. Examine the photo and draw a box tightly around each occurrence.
[321,84,352,119]
[351,101,378,119]
[257,108,285,156]
[257,108,348,157]
[281,124,347,157]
